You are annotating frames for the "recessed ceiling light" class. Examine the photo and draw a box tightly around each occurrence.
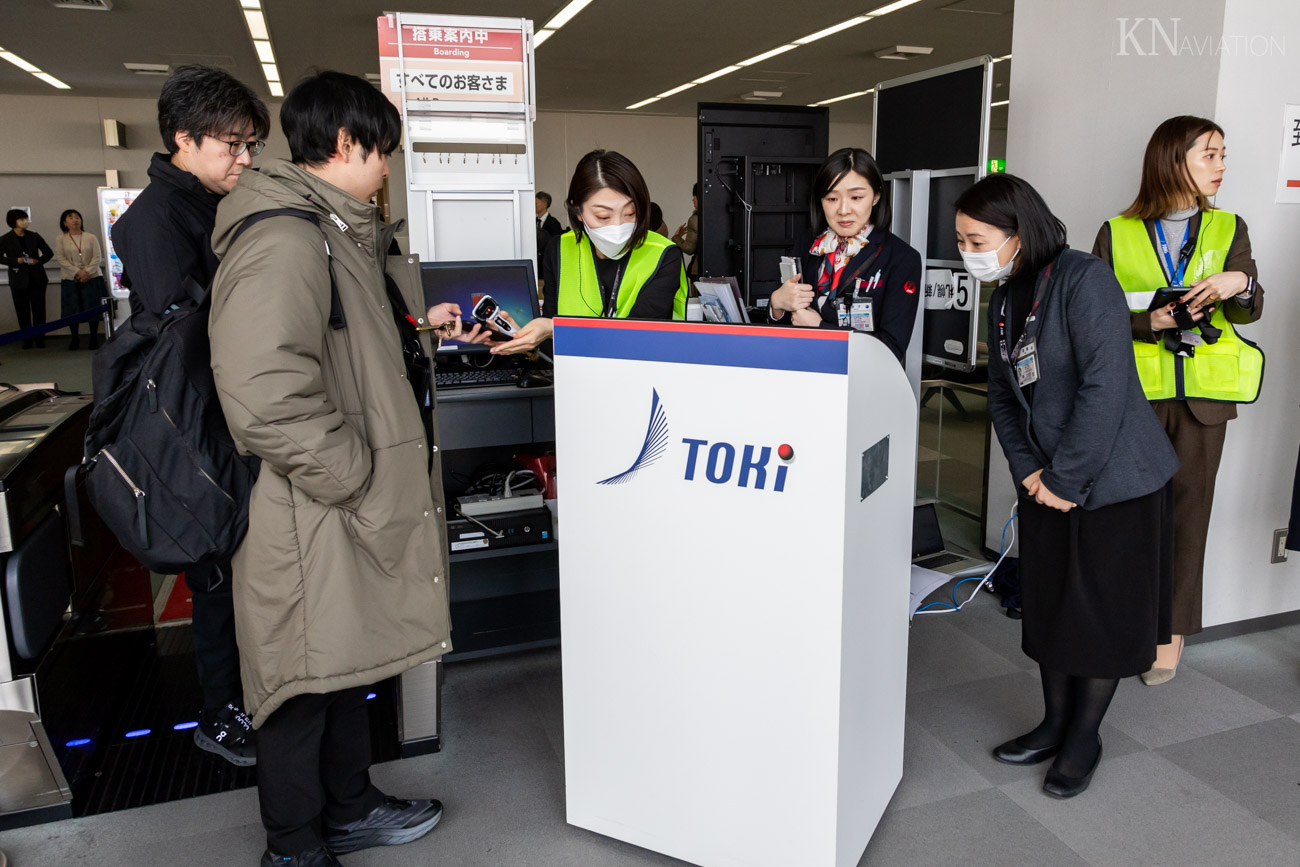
[991,99,1009,107]
[0,46,72,89]
[243,8,268,40]
[809,87,876,107]
[535,0,597,48]
[253,40,275,63]
[868,0,924,15]
[237,2,279,98]
[626,11,890,111]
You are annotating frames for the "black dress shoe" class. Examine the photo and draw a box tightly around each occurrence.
[1043,737,1103,799]
[992,736,1061,766]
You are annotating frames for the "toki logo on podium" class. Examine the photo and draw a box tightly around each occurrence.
[597,388,794,492]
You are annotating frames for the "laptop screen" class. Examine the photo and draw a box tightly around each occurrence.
[419,259,540,354]
[912,503,946,559]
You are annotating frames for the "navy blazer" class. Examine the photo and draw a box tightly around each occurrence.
[986,248,1178,510]
[771,225,922,363]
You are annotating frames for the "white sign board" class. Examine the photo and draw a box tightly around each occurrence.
[1275,103,1300,204]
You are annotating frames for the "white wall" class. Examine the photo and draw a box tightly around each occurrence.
[1200,0,1300,623]
[1001,0,1300,627]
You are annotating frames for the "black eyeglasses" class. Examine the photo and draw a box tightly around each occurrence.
[217,138,266,157]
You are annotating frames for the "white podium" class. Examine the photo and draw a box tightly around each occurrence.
[553,319,916,867]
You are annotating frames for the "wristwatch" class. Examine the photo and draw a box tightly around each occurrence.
[1235,276,1255,300]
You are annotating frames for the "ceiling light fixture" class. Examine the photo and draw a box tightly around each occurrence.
[993,53,1012,62]
[991,99,1009,107]
[867,0,924,15]
[873,44,934,60]
[237,0,282,98]
[627,10,900,111]
[534,0,595,48]
[0,46,71,88]
[808,87,876,107]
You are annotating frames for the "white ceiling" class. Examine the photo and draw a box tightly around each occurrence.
[0,0,1013,122]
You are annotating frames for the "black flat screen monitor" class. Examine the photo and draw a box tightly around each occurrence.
[419,259,540,354]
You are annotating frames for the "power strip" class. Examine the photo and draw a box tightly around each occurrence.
[457,490,545,517]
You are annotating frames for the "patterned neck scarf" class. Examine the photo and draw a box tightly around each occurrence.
[811,225,873,294]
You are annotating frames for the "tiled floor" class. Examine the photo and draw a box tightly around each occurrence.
[5,590,1299,866]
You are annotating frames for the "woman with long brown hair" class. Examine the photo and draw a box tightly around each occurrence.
[1092,116,1265,684]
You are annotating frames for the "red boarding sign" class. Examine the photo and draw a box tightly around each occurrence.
[377,16,524,63]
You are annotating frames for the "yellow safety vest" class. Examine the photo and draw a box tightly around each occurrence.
[1108,211,1263,403]
[556,230,688,320]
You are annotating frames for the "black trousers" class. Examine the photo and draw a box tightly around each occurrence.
[258,686,385,855]
[9,282,47,331]
[184,560,242,712]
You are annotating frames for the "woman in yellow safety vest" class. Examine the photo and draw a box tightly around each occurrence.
[484,149,688,356]
[1092,115,1265,685]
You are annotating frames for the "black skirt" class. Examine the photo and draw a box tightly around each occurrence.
[1018,484,1173,678]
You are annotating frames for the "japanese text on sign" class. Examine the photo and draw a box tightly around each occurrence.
[389,69,515,95]
[407,27,490,44]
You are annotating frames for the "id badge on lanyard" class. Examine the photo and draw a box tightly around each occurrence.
[1014,340,1040,387]
[1154,220,1191,287]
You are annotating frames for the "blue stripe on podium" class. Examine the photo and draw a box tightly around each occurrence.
[554,320,849,375]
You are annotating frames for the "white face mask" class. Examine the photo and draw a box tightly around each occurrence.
[584,221,635,260]
[960,234,1019,283]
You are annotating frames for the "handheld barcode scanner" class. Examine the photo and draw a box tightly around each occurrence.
[472,294,516,336]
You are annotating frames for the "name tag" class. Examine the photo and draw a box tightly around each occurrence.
[1015,340,1040,387]
[850,300,874,332]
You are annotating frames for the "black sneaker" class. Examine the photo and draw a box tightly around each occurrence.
[194,702,257,766]
[259,847,341,866]
[323,797,443,854]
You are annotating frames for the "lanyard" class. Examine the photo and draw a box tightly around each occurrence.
[1153,220,1191,286]
[817,242,885,302]
[997,262,1053,367]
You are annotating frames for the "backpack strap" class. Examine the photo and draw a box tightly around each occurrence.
[231,208,346,330]
[64,464,84,547]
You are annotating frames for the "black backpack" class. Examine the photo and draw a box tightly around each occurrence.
[67,208,342,573]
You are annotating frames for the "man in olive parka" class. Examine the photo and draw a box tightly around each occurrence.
[209,71,469,867]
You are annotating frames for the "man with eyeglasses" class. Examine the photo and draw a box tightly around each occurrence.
[111,64,270,767]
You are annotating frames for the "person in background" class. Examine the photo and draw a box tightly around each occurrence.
[110,64,269,767]
[962,173,1178,799]
[485,149,688,355]
[535,191,562,237]
[0,209,54,348]
[209,70,457,867]
[649,201,669,236]
[1092,115,1264,686]
[671,182,699,278]
[767,147,921,364]
[54,208,106,350]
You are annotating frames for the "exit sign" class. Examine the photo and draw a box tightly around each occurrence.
[988,158,1006,173]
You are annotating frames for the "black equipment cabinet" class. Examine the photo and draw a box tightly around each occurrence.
[697,104,829,309]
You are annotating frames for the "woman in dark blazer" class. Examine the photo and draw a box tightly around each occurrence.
[958,174,1179,799]
[0,208,54,348]
[767,147,921,363]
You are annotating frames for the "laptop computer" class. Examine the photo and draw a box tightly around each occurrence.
[419,259,547,388]
[911,502,989,575]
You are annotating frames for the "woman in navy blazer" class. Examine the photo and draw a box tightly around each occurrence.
[958,174,1179,800]
[767,148,921,363]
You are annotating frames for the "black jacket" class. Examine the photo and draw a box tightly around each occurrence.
[0,229,53,291]
[769,225,922,363]
[987,248,1179,510]
[112,152,224,317]
[538,213,563,237]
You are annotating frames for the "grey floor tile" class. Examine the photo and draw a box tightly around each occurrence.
[1001,750,1300,867]
[118,823,267,867]
[0,338,94,393]
[1105,664,1280,748]
[1182,631,1300,715]
[1159,716,1300,842]
[942,589,1037,671]
[908,670,1147,786]
[906,614,1020,695]
[885,716,992,812]
[859,788,1088,867]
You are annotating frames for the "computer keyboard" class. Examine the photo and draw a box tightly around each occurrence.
[915,551,968,570]
[435,368,522,388]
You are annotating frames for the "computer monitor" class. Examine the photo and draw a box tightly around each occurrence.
[911,503,946,560]
[419,259,540,354]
